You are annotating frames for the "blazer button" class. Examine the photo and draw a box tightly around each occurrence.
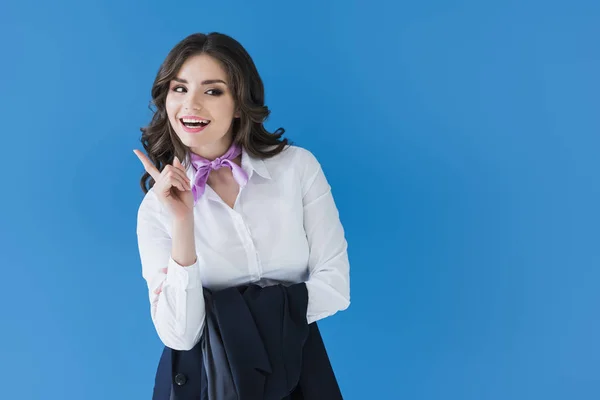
[174,373,187,386]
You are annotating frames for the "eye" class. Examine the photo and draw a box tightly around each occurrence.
[171,86,223,96]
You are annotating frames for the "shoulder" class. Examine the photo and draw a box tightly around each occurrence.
[262,144,325,198]
[290,144,320,165]
[264,144,322,174]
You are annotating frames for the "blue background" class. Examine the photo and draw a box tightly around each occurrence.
[1,0,599,399]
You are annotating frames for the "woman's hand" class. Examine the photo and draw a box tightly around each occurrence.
[134,150,194,220]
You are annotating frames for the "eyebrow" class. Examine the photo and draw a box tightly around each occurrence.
[172,77,227,85]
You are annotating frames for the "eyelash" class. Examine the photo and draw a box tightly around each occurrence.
[172,86,223,96]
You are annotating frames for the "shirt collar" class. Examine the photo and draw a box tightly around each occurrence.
[241,145,271,180]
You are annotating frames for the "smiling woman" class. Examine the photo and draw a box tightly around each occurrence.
[133,32,350,399]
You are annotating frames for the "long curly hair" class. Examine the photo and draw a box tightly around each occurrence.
[138,32,293,194]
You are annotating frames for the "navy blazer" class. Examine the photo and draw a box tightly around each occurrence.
[152,282,343,400]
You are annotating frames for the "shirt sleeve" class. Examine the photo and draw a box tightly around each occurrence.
[136,190,206,351]
[300,149,351,324]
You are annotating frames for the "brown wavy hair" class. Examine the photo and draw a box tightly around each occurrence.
[138,32,293,194]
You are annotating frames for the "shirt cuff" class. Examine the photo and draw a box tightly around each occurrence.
[166,255,202,290]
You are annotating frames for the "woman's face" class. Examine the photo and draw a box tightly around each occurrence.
[166,53,239,158]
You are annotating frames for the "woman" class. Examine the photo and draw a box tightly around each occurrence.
[133,31,350,363]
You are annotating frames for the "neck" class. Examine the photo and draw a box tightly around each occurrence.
[190,133,236,161]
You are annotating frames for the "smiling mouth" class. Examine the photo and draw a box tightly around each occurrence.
[180,118,211,128]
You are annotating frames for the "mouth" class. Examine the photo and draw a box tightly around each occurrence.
[180,118,211,128]
[179,118,211,133]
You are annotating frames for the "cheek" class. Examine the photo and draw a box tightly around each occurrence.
[165,96,179,119]
[214,99,237,120]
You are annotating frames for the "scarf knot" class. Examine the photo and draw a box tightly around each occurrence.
[189,142,249,206]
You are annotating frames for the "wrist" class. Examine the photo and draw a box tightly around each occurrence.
[173,214,194,225]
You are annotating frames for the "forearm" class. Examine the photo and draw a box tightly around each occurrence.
[153,263,205,351]
[305,243,351,324]
[171,215,197,266]
[150,215,204,351]
[138,195,205,351]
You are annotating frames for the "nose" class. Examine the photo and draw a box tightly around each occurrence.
[183,92,204,111]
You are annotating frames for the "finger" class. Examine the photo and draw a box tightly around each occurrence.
[163,164,191,188]
[164,172,191,192]
[133,149,160,181]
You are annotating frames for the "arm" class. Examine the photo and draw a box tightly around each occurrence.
[136,191,206,350]
[301,149,351,324]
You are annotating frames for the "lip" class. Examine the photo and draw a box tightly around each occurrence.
[180,118,210,133]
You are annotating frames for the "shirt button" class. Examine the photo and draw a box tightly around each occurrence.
[174,373,187,386]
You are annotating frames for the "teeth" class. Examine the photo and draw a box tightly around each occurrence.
[182,118,209,124]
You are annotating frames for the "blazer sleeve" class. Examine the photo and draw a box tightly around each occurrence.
[300,149,351,324]
[136,189,206,351]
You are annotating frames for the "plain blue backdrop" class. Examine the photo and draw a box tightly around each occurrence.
[1,0,599,399]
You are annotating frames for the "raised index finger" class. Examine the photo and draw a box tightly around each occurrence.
[133,149,160,181]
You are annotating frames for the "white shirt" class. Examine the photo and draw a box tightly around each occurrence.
[136,144,351,351]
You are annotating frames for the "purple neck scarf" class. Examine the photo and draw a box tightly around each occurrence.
[189,142,249,205]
